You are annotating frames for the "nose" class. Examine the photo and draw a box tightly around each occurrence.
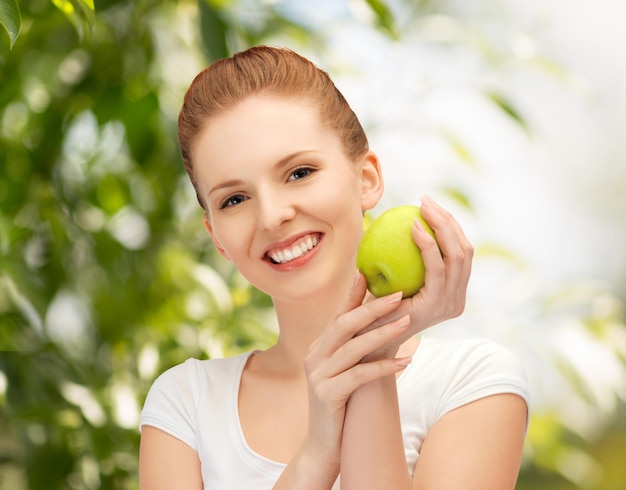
[256,188,296,231]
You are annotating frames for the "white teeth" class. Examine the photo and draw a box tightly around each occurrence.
[269,234,319,264]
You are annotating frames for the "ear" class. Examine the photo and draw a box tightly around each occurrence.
[359,150,384,211]
[202,213,230,261]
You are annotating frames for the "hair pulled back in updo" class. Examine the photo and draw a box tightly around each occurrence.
[177,45,369,208]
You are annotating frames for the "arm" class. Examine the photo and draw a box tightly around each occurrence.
[341,196,477,488]
[412,393,528,489]
[274,280,412,489]
[340,388,528,490]
[272,444,340,490]
[340,374,412,489]
[139,426,203,490]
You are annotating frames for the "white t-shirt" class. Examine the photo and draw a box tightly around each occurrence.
[140,335,530,489]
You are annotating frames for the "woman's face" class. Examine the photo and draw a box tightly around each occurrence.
[192,94,382,301]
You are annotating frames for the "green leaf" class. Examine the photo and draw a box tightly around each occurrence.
[487,92,528,130]
[364,0,397,38]
[199,0,228,62]
[72,0,96,29]
[51,0,95,40]
[439,186,473,210]
[0,0,21,48]
[440,130,476,167]
[475,242,525,268]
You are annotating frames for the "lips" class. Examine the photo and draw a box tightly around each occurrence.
[265,233,321,264]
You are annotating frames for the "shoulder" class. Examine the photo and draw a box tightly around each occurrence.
[150,352,250,391]
[144,351,253,406]
[417,335,527,377]
[139,351,253,448]
[410,336,530,414]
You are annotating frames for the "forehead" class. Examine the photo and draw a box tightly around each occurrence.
[200,93,321,143]
[191,94,341,175]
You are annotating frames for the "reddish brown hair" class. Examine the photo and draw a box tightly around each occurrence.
[177,45,369,208]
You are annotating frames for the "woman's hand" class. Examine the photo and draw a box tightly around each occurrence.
[298,276,412,472]
[362,195,474,351]
[408,195,473,327]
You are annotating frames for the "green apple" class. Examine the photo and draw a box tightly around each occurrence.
[356,205,435,298]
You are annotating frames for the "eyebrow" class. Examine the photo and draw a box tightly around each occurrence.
[207,150,317,196]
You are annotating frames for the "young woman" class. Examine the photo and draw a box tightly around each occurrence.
[139,46,529,489]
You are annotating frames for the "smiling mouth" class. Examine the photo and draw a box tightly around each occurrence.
[266,233,321,264]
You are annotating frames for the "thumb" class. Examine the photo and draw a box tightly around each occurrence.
[335,269,368,318]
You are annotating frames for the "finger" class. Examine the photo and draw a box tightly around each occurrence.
[308,271,367,355]
[412,214,445,293]
[322,314,411,378]
[362,289,377,305]
[421,198,472,267]
[330,356,412,397]
[308,290,403,362]
[334,290,403,338]
[335,270,368,317]
[419,196,473,315]
[420,196,472,258]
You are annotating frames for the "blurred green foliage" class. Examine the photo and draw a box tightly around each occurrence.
[1,1,625,489]
[0,1,286,488]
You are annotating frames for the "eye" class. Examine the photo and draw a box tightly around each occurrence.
[220,194,248,209]
[288,166,315,182]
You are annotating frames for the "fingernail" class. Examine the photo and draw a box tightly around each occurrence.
[424,195,439,207]
[395,356,412,366]
[384,291,403,303]
[353,269,361,286]
[413,217,425,232]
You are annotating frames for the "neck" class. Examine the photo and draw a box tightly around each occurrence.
[264,272,354,374]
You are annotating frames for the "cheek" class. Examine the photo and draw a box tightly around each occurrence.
[210,218,248,258]
[318,187,364,237]
[323,174,362,216]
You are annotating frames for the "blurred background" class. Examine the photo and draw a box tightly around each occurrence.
[0,0,624,488]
